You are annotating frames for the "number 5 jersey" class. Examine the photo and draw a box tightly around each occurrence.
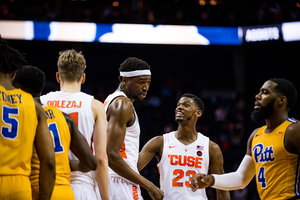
[157,131,209,200]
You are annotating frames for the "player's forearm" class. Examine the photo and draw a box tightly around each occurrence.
[95,159,110,200]
[39,160,56,200]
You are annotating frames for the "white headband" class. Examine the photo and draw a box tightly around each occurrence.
[120,70,151,77]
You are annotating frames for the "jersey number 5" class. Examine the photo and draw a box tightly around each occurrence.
[173,169,196,187]
[1,106,19,139]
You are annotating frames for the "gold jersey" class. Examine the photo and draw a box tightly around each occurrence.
[251,118,300,200]
[30,105,71,186]
[0,86,37,176]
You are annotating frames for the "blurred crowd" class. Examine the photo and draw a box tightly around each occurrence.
[1,0,300,27]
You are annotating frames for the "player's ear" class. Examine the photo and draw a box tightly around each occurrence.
[56,72,61,83]
[81,73,86,84]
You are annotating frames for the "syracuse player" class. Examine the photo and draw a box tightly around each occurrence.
[12,65,98,200]
[138,93,230,200]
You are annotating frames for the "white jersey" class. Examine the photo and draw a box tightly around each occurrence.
[41,91,95,186]
[158,131,209,200]
[103,91,140,181]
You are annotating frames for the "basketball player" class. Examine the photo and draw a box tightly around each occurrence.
[0,37,56,199]
[40,49,109,200]
[104,57,164,200]
[191,78,300,200]
[12,65,98,200]
[138,93,230,200]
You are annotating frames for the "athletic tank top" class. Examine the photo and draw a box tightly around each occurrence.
[0,86,38,176]
[104,91,141,179]
[41,91,95,185]
[157,131,209,200]
[251,118,300,200]
[30,105,71,186]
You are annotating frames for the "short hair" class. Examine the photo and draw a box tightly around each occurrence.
[181,93,204,113]
[12,65,46,97]
[0,36,26,74]
[269,78,297,110]
[119,57,151,73]
[57,49,86,82]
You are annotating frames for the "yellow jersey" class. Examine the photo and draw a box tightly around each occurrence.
[0,86,37,176]
[30,105,71,186]
[251,118,300,200]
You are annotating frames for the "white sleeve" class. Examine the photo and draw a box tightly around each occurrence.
[211,155,255,190]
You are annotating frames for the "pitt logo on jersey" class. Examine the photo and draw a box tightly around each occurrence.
[252,143,275,163]
[168,154,203,168]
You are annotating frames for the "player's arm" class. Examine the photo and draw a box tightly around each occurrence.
[208,141,231,200]
[63,112,97,172]
[92,99,109,200]
[107,97,164,200]
[34,100,56,200]
[138,136,163,171]
[191,129,258,192]
[285,122,300,156]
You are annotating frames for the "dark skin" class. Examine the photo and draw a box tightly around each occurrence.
[138,97,231,200]
[191,81,300,199]
[106,75,164,200]
[1,72,56,200]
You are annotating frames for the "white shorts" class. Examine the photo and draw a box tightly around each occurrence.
[71,181,99,200]
[109,176,144,200]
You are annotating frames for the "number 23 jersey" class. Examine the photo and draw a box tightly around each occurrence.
[157,131,209,200]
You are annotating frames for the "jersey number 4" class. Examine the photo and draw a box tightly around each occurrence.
[173,169,196,187]
[257,166,266,188]
[1,106,19,139]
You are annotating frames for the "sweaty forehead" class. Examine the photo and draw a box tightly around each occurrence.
[261,80,277,91]
[179,97,194,104]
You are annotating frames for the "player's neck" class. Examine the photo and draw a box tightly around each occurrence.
[175,125,198,145]
[60,81,81,93]
[264,112,289,133]
[0,76,15,90]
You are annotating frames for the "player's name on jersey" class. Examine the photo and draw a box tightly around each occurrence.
[0,91,22,104]
[44,108,56,119]
[46,100,82,108]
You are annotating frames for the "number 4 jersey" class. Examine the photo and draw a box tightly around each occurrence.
[157,131,209,200]
[251,118,300,200]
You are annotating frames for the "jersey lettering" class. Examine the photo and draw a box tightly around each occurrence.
[172,169,196,187]
[0,91,22,104]
[48,122,64,153]
[119,141,127,158]
[47,100,82,108]
[169,154,203,168]
[1,106,19,139]
[252,143,275,163]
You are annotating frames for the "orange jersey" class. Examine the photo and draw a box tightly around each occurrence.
[0,86,37,176]
[251,118,300,200]
[30,105,71,186]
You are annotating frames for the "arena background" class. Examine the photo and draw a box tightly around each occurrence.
[2,0,300,199]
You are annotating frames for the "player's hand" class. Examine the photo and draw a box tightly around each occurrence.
[191,173,214,192]
[148,184,164,200]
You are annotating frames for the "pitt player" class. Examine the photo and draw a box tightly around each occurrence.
[0,37,56,199]
[138,93,230,200]
[12,65,97,200]
[192,78,300,200]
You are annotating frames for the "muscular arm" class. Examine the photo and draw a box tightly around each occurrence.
[208,141,231,200]
[34,100,56,200]
[92,99,109,200]
[138,136,163,171]
[107,97,163,200]
[284,122,300,155]
[64,113,97,172]
[191,130,258,192]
